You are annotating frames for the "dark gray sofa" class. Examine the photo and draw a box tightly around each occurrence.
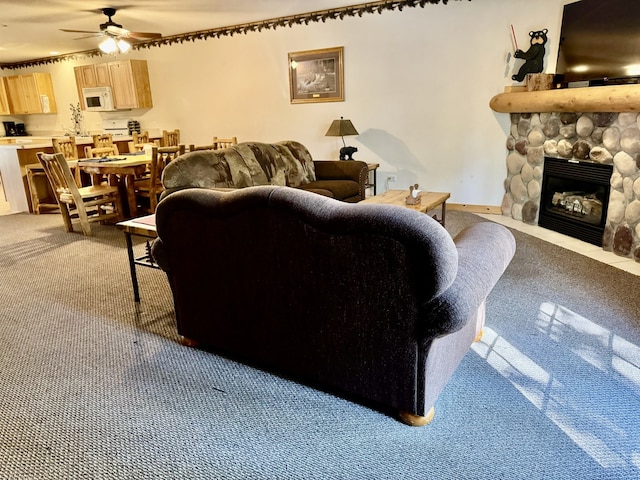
[151,186,516,425]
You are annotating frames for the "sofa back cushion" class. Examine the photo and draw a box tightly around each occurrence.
[162,141,318,193]
[232,143,288,187]
[274,141,317,186]
[161,149,239,192]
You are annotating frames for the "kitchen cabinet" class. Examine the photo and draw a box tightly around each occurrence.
[108,60,153,109]
[5,73,57,114]
[76,63,111,88]
[0,77,11,115]
[74,59,152,110]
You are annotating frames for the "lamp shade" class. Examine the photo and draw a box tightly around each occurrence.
[325,117,359,137]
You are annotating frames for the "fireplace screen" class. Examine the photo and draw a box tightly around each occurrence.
[539,157,613,246]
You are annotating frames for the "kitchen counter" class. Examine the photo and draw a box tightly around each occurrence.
[0,135,137,150]
[0,134,160,214]
[0,145,28,213]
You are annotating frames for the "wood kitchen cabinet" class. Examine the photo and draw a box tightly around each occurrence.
[108,60,153,109]
[76,63,111,88]
[5,73,57,114]
[74,59,152,110]
[0,77,11,115]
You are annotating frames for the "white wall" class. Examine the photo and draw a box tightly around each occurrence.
[11,0,568,206]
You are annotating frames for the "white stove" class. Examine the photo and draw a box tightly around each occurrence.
[102,119,130,137]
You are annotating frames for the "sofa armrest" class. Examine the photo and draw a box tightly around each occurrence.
[420,221,516,338]
[313,160,369,201]
[313,160,368,182]
[150,238,170,273]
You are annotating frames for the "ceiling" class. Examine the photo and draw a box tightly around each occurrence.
[0,0,364,65]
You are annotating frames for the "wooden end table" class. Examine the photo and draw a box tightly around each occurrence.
[116,214,158,302]
[360,190,450,225]
[366,163,380,195]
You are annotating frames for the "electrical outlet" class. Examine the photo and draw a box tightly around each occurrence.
[387,175,397,183]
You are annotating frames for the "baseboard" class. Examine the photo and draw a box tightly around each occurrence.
[447,203,501,214]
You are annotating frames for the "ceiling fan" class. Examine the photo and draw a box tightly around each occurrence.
[61,8,162,54]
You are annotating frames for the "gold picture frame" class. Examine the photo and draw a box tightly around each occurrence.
[288,46,344,104]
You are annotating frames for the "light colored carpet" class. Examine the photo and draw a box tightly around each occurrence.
[0,211,638,479]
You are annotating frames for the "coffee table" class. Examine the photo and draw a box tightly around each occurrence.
[116,214,158,302]
[360,190,450,225]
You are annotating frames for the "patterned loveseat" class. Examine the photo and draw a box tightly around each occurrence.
[161,140,369,202]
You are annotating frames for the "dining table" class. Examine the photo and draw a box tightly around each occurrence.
[72,153,152,218]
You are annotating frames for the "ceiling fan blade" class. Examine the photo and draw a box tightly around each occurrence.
[105,25,161,40]
[105,25,129,36]
[60,28,102,34]
[73,34,104,41]
[127,32,162,40]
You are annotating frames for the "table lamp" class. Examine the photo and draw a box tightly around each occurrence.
[325,116,359,160]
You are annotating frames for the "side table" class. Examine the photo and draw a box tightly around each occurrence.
[366,163,380,195]
[117,214,158,302]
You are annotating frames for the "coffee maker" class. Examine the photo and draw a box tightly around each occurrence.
[3,122,28,137]
[3,121,16,136]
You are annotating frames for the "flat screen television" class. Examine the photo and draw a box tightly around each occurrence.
[555,0,640,86]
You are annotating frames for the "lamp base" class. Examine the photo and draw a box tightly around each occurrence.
[339,146,358,160]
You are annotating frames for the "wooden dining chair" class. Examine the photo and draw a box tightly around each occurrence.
[162,129,180,147]
[135,145,185,213]
[82,145,120,186]
[188,143,217,152]
[188,137,237,152]
[36,152,123,236]
[84,144,119,158]
[52,136,84,186]
[127,131,159,152]
[53,136,79,160]
[212,136,238,149]
[133,131,150,145]
[92,133,114,148]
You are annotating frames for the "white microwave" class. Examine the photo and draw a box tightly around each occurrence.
[82,86,115,111]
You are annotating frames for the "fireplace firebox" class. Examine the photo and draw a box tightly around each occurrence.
[538,157,613,246]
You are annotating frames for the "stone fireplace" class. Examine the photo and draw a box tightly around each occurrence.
[491,85,640,262]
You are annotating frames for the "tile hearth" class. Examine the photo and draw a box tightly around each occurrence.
[478,213,640,277]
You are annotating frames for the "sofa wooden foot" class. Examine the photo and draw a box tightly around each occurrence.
[399,407,435,426]
[474,329,484,342]
[178,335,199,347]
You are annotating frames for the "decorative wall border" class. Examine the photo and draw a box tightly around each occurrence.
[1,0,468,70]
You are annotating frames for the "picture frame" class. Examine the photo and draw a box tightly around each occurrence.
[288,46,344,104]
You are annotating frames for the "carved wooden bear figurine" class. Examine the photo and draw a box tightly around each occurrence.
[339,146,358,160]
[512,29,548,82]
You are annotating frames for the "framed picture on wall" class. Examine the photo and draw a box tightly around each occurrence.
[288,46,344,104]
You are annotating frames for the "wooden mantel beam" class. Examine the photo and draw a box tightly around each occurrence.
[489,84,640,113]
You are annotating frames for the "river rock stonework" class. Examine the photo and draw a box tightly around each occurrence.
[503,111,640,261]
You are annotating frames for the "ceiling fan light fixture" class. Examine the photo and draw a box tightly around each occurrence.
[99,37,117,54]
[117,38,131,53]
[98,36,131,55]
